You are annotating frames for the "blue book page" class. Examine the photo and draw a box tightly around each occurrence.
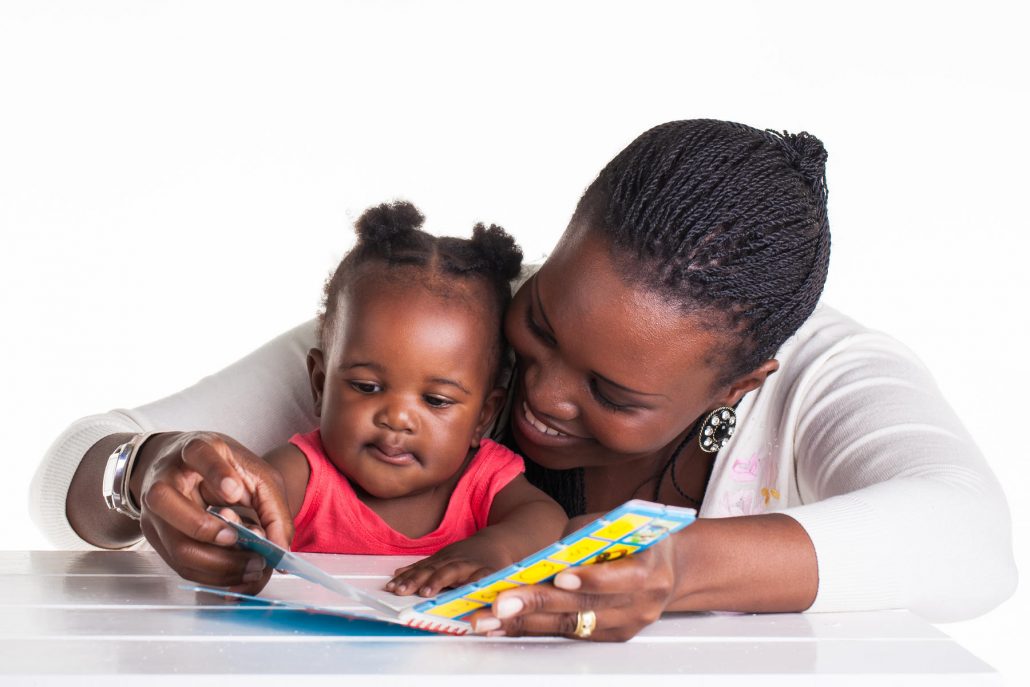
[205,508,402,616]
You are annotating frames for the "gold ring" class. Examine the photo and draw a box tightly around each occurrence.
[573,609,597,639]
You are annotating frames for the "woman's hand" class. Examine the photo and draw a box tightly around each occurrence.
[135,431,294,595]
[466,515,819,641]
[385,535,511,598]
[467,537,679,642]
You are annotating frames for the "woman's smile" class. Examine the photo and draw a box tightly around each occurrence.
[523,402,569,437]
[513,395,589,448]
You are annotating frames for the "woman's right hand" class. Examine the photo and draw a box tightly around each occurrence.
[134,431,294,595]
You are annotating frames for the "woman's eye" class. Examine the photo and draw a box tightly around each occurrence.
[524,304,556,346]
[349,381,381,394]
[424,395,454,408]
[589,379,631,413]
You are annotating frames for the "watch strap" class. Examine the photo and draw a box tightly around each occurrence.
[101,432,157,520]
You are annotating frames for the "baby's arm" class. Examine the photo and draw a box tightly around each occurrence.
[262,444,310,520]
[387,476,567,597]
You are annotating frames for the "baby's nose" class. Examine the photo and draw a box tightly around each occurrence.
[374,399,417,433]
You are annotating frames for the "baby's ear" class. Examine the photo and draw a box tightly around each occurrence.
[306,348,327,417]
[470,387,507,448]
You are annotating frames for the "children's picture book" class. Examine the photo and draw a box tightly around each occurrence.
[190,499,696,635]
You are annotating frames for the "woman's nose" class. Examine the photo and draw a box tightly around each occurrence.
[522,359,579,423]
[374,398,417,433]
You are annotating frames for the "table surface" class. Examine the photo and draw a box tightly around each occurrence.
[0,550,999,686]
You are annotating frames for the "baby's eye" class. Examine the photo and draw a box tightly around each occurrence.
[424,395,454,408]
[349,381,381,394]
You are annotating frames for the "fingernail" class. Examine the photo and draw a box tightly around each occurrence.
[215,528,236,546]
[554,572,581,590]
[495,597,523,618]
[419,586,432,597]
[243,571,263,583]
[246,557,265,573]
[384,582,395,591]
[474,617,501,633]
[221,477,242,500]
[487,630,507,637]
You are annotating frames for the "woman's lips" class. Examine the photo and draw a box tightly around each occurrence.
[523,402,569,437]
[513,401,585,447]
[367,443,417,466]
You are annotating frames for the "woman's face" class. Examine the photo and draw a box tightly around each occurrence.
[505,224,749,471]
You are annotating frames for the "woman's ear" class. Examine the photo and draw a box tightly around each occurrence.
[717,359,780,407]
[470,387,507,448]
[306,348,327,417]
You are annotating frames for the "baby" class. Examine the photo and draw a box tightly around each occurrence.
[263,201,567,597]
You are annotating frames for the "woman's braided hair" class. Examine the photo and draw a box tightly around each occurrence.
[527,120,831,516]
[317,200,523,374]
[576,119,831,384]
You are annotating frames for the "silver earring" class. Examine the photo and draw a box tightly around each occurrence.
[699,406,736,453]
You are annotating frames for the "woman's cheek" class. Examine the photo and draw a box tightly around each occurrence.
[586,413,679,457]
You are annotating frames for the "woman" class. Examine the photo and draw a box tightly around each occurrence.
[31,119,1017,641]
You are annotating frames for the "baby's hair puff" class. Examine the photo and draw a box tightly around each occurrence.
[318,200,523,368]
[352,200,429,259]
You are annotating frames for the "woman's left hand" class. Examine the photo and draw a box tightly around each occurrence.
[465,537,679,642]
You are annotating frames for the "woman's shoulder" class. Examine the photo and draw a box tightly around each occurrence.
[773,303,927,377]
[746,303,939,423]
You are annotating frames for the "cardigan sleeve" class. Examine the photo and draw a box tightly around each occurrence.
[30,320,319,549]
[779,329,1018,622]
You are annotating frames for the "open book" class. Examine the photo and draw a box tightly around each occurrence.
[192,499,696,635]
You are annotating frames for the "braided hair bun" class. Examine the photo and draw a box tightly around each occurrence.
[765,130,829,199]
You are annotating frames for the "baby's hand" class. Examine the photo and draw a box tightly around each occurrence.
[385,536,511,598]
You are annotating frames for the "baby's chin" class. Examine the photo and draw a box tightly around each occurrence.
[330,444,472,500]
[344,461,435,501]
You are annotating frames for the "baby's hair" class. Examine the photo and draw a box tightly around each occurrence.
[318,200,524,373]
[574,119,831,384]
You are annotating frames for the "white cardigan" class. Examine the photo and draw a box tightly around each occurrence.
[30,303,1017,623]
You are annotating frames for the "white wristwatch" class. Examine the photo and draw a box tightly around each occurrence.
[101,432,156,520]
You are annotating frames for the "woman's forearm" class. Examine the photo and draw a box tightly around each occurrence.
[47,320,317,550]
[668,513,818,613]
[65,432,178,549]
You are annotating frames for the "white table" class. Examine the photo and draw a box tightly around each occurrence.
[0,551,999,685]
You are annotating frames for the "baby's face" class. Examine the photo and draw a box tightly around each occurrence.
[311,274,501,499]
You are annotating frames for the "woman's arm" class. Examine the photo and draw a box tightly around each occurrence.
[780,329,1018,622]
[31,320,318,550]
[465,512,816,641]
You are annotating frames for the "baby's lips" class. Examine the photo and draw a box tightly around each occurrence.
[367,442,419,465]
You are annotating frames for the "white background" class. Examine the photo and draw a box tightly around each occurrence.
[1,0,1027,678]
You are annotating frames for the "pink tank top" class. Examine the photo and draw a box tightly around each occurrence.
[289,429,525,555]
